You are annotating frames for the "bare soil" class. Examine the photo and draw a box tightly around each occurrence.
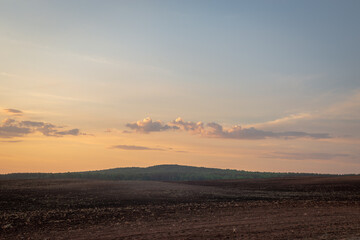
[1,176,360,239]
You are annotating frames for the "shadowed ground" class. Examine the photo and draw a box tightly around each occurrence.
[1,176,360,239]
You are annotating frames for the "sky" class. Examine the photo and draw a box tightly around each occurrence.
[1,0,360,174]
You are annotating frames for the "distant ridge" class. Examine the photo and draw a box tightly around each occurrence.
[0,164,338,181]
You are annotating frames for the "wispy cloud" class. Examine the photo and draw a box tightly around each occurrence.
[245,90,360,138]
[110,144,188,153]
[3,108,23,116]
[125,117,331,140]
[111,144,165,151]
[264,151,352,161]
[29,92,97,103]
[0,72,20,79]
[247,113,312,129]
[324,90,360,119]
[0,140,23,143]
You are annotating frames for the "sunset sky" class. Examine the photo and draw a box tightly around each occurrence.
[1,0,360,174]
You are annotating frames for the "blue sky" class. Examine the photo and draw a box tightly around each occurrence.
[1,1,359,173]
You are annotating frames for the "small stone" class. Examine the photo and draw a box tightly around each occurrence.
[2,224,12,229]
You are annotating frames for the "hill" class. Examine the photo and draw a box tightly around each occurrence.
[0,164,336,181]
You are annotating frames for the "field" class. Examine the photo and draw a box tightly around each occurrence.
[1,176,360,239]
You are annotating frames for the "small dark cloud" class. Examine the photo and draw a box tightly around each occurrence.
[264,152,351,160]
[110,144,188,153]
[56,129,80,136]
[3,108,23,116]
[21,121,47,127]
[0,140,23,143]
[111,144,165,151]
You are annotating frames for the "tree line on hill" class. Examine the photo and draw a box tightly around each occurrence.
[0,164,336,181]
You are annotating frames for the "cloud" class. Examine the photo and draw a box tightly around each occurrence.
[0,72,20,78]
[111,144,165,151]
[21,120,53,128]
[202,122,330,139]
[56,129,81,136]
[110,144,188,153]
[20,120,81,136]
[169,117,204,134]
[264,152,352,161]
[3,108,23,116]
[126,117,178,133]
[246,90,360,138]
[0,119,32,138]
[324,90,360,119]
[0,118,84,138]
[126,117,331,140]
[248,113,312,129]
